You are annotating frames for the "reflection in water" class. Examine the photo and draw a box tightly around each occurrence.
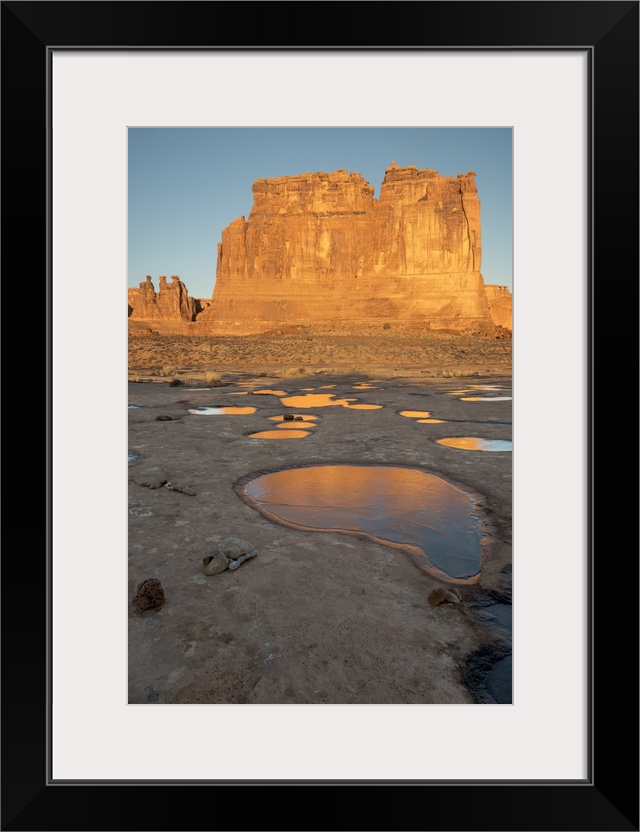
[248,430,310,439]
[188,406,256,415]
[253,389,287,396]
[280,393,380,410]
[243,465,484,581]
[401,410,445,424]
[460,396,512,402]
[226,391,249,395]
[437,437,512,452]
[276,421,317,430]
[471,385,509,391]
[281,393,354,408]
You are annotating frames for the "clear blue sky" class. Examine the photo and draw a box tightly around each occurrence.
[128,128,512,300]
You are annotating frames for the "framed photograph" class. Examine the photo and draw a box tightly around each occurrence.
[3,2,637,830]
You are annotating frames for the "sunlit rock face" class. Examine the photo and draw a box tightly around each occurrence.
[484,284,512,330]
[199,163,495,334]
[128,275,196,322]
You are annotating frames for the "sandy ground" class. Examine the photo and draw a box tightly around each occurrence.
[128,334,512,705]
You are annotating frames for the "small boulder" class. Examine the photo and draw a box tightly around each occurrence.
[283,413,295,421]
[132,578,165,611]
[203,552,230,575]
[169,379,184,387]
[218,537,254,558]
[132,470,168,489]
[428,586,462,606]
[155,415,173,421]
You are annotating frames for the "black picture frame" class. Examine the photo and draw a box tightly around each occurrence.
[3,2,638,830]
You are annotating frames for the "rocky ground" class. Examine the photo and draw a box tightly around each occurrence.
[128,333,512,705]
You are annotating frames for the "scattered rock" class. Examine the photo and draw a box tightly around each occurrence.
[218,537,254,558]
[203,552,230,575]
[169,379,184,387]
[228,551,258,571]
[132,578,165,611]
[165,483,197,496]
[155,414,173,421]
[428,586,462,606]
[132,470,168,489]
[283,413,295,421]
[293,416,303,421]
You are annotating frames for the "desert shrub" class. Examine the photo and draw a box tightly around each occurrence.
[383,323,391,330]
[205,371,222,384]
[160,365,176,376]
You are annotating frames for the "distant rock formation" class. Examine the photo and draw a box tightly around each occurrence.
[128,275,196,322]
[197,163,500,334]
[485,284,513,330]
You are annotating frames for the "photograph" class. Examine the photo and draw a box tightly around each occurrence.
[3,0,637,829]
[127,127,514,707]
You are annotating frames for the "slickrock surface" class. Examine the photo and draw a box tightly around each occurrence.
[129,359,512,705]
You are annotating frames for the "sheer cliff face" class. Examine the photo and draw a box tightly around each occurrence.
[200,163,493,333]
[485,284,513,330]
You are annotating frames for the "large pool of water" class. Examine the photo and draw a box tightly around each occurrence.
[242,465,485,581]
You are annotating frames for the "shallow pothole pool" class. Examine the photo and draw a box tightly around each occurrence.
[238,464,486,581]
[437,437,512,452]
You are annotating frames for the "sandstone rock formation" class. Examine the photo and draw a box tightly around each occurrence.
[128,275,196,322]
[198,163,499,334]
[485,284,513,330]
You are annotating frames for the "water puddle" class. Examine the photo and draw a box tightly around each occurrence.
[253,389,288,396]
[226,391,249,396]
[128,452,139,465]
[248,430,311,440]
[188,406,256,415]
[437,437,512,452]
[400,410,446,424]
[459,396,512,402]
[280,393,380,410]
[484,655,512,703]
[128,404,140,409]
[471,385,510,391]
[240,465,485,581]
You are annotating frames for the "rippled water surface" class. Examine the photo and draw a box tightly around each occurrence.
[243,465,484,580]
